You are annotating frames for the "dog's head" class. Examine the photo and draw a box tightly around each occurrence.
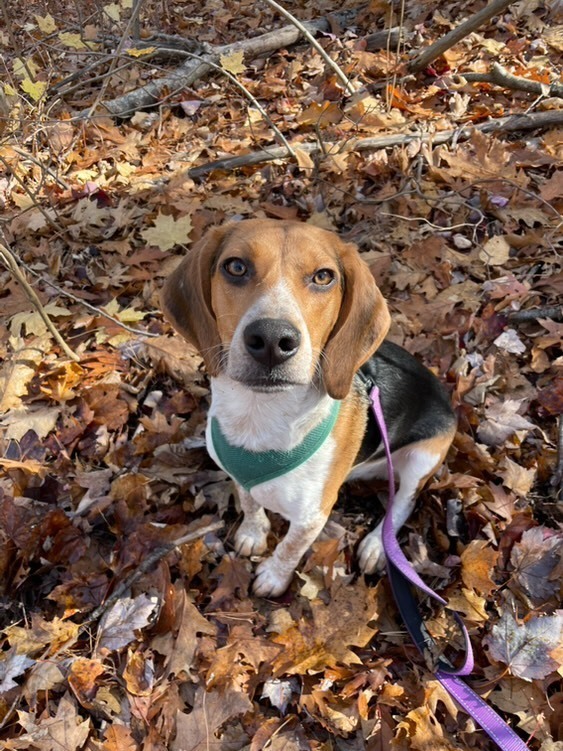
[161,219,390,400]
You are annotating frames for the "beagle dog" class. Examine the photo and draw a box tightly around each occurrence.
[161,219,456,597]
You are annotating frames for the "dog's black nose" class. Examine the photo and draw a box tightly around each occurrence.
[243,318,301,367]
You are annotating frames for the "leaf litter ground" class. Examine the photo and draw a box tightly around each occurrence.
[0,0,562,749]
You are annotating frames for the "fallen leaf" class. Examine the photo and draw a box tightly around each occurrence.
[35,13,57,33]
[172,686,252,751]
[1,406,60,441]
[477,399,537,446]
[220,50,246,75]
[272,577,378,674]
[96,594,158,653]
[141,212,193,251]
[509,527,562,605]
[20,77,47,102]
[0,649,35,694]
[17,694,90,751]
[479,235,511,266]
[499,456,536,497]
[485,611,563,680]
[494,328,526,355]
[460,540,498,595]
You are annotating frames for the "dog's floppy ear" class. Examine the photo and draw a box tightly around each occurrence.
[322,241,390,400]
[160,224,232,375]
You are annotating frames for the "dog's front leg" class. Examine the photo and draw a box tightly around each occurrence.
[253,513,329,597]
[234,487,271,557]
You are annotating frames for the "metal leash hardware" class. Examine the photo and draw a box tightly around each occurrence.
[369,385,529,751]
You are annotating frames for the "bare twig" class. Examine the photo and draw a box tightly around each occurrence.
[0,154,63,233]
[261,0,354,95]
[462,62,563,98]
[82,519,224,628]
[19,258,161,338]
[408,0,515,74]
[187,109,563,178]
[0,243,80,362]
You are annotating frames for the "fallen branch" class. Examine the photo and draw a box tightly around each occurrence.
[364,27,401,52]
[187,109,563,178]
[508,305,563,323]
[462,62,563,98]
[87,0,145,119]
[74,9,357,119]
[0,242,80,362]
[408,0,515,74]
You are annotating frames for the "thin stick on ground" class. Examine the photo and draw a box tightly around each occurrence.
[82,519,224,630]
[408,0,515,73]
[252,0,354,95]
[463,62,563,98]
[557,415,563,501]
[19,258,161,338]
[0,243,80,362]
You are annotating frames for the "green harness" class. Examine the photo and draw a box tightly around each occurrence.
[210,401,341,491]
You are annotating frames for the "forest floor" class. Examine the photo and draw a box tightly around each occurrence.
[0,0,562,749]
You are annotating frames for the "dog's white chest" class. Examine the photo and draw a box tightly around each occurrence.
[206,417,335,520]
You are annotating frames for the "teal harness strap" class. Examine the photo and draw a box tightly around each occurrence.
[210,401,341,491]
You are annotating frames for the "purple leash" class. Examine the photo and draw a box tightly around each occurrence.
[369,385,529,751]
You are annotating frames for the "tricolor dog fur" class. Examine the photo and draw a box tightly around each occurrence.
[162,219,456,597]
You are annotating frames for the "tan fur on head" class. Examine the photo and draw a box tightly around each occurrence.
[161,219,390,398]
[160,225,231,375]
[321,238,390,399]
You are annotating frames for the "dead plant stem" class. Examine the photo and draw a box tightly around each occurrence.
[261,0,354,95]
[0,243,80,362]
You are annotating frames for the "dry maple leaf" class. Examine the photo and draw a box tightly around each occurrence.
[141,212,193,251]
[16,694,90,751]
[395,704,460,751]
[477,399,537,446]
[96,594,158,653]
[485,610,563,680]
[102,724,138,751]
[460,539,498,596]
[509,527,562,606]
[206,622,282,691]
[272,577,378,674]
[172,686,252,751]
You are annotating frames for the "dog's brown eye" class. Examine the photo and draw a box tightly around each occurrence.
[223,258,248,277]
[312,268,335,286]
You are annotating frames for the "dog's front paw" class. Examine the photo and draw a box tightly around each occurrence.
[358,528,386,574]
[253,557,293,597]
[234,521,269,557]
